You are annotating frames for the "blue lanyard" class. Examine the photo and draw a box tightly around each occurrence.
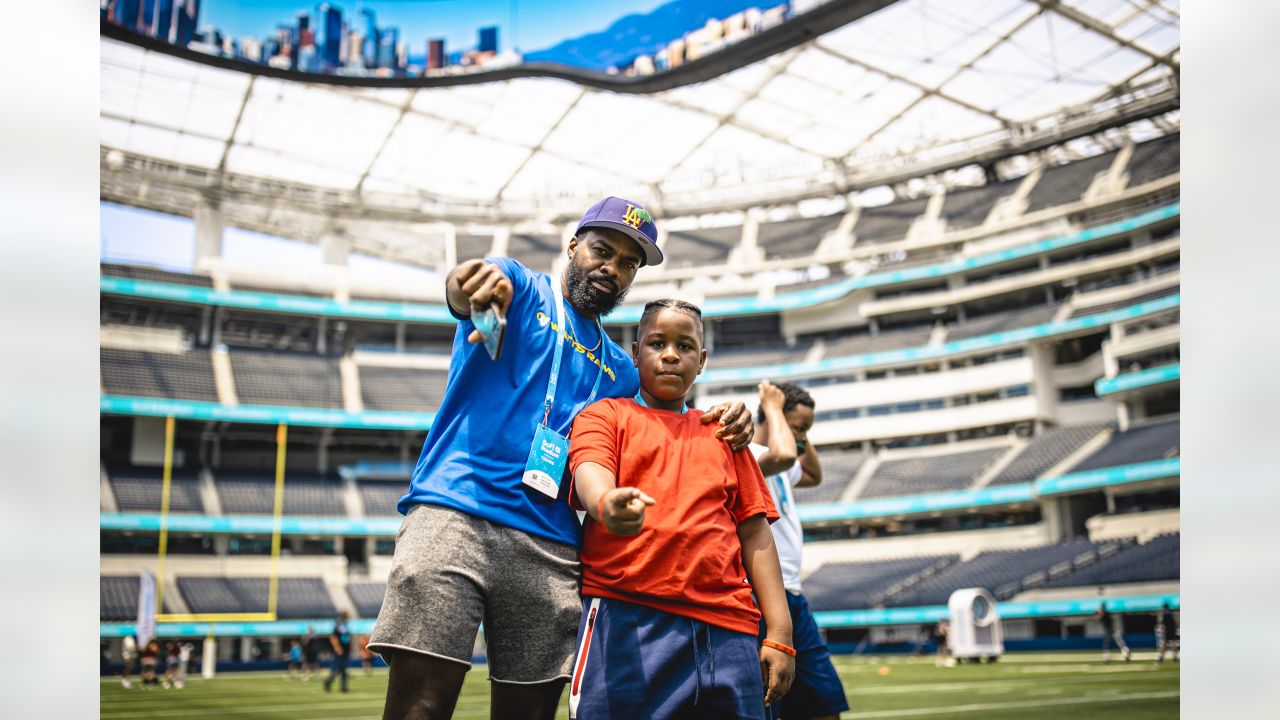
[633,391,688,414]
[543,273,605,427]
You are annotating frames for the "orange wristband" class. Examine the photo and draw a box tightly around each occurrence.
[762,639,796,657]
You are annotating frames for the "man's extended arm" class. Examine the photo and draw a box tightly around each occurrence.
[445,260,514,344]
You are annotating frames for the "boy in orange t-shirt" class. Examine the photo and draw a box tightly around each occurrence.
[566,299,795,720]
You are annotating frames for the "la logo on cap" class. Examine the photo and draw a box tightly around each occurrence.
[621,204,652,230]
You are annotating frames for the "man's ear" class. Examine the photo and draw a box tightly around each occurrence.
[631,341,640,368]
[567,235,579,260]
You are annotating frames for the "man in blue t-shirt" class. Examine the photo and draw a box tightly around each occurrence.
[369,196,755,720]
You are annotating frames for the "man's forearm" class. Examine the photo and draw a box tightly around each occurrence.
[797,443,823,487]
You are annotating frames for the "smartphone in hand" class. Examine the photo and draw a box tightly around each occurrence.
[472,302,507,361]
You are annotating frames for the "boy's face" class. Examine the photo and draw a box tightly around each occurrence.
[783,404,815,445]
[632,308,707,401]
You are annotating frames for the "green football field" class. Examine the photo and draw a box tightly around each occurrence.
[100,651,1178,719]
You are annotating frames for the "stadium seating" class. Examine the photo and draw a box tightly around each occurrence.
[177,577,337,618]
[940,182,1017,231]
[506,233,561,273]
[758,214,844,260]
[662,226,741,268]
[710,340,814,370]
[1071,417,1179,472]
[947,304,1060,341]
[804,555,957,611]
[874,250,953,273]
[230,282,328,298]
[1024,150,1118,213]
[101,575,174,620]
[819,325,933,358]
[1071,284,1179,318]
[358,366,449,412]
[885,538,1103,606]
[101,263,212,287]
[1125,134,1180,187]
[859,448,1006,499]
[456,233,492,263]
[346,582,388,618]
[793,449,867,505]
[357,481,406,517]
[987,424,1113,486]
[100,347,219,401]
[1041,532,1179,588]
[109,467,205,513]
[228,349,342,408]
[214,473,347,516]
[852,197,930,245]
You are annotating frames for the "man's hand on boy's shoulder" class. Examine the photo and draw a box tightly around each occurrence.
[598,487,656,536]
[701,400,754,451]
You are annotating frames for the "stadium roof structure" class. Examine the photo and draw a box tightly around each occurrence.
[100,0,1179,267]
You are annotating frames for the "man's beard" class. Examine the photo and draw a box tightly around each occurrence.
[565,259,630,317]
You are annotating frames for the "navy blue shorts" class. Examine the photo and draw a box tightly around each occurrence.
[759,591,849,719]
[568,596,767,720]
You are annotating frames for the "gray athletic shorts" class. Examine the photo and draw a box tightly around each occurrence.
[367,503,582,684]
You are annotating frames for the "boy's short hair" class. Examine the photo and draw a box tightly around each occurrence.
[755,382,816,424]
[640,299,704,341]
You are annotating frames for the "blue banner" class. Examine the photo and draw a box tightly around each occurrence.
[100,396,435,430]
[811,593,1179,628]
[1095,362,1180,396]
[99,513,403,535]
[101,593,1178,636]
[1035,458,1181,496]
[99,277,457,323]
[101,204,1178,325]
[797,484,1036,523]
[101,618,376,639]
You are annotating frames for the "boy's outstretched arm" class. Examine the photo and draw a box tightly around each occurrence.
[574,462,656,537]
[738,515,795,705]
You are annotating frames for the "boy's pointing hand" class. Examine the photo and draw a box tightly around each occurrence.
[599,487,656,536]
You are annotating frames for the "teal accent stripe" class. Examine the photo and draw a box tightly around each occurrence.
[702,293,1180,383]
[100,204,1178,325]
[101,594,1178,635]
[1095,362,1180,396]
[100,618,376,639]
[99,277,457,323]
[812,593,1179,628]
[1035,458,1181,496]
[99,396,435,430]
[99,513,403,535]
[797,484,1036,523]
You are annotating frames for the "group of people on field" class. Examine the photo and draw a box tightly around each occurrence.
[365,197,849,720]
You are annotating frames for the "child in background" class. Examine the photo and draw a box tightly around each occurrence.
[567,299,794,720]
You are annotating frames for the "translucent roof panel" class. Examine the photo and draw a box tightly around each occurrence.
[100,0,1179,225]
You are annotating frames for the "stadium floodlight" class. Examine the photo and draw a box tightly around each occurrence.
[150,416,288,624]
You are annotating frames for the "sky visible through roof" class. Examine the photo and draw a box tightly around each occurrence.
[101,0,1178,275]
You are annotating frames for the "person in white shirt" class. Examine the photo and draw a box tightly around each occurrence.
[751,381,849,720]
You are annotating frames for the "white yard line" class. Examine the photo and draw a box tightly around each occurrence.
[849,690,1178,718]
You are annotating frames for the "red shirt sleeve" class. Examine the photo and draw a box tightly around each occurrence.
[568,399,621,510]
[729,445,781,525]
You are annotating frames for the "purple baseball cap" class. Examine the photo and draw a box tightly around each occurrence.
[575,196,663,267]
